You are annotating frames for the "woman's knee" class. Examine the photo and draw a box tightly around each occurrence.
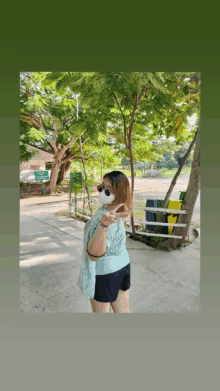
[110,290,130,313]
[90,299,110,313]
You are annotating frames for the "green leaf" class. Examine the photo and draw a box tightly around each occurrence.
[56,75,71,91]
[41,72,65,87]
[27,128,47,142]
[183,85,189,95]
[69,122,85,136]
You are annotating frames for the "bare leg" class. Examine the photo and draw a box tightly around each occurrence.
[90,298,111,313]
[110,289,130,313]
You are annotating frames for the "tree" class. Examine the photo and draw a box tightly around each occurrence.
[152,74,201,242]
[101,72,200,232]
[154,125,199,232]
[20,141,41,164]
[151,137,181,169]
[20,72,79,192]
[20,72,109,193]
[109,124,164,171]
[20,73,50,164]
[46,71,200,233]
[166,157,177,170]
[76,131,122,212]
[147,79,200,244]
[159,115,200,248]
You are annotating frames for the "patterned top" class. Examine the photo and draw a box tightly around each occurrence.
[84,205,130,275]
[77,204,130,299]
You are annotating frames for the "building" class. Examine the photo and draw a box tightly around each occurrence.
[20,144,54,172]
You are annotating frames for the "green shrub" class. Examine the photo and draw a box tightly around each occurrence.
[166,158,177,170]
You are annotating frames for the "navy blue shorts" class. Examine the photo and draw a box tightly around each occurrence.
[94,263,131,303]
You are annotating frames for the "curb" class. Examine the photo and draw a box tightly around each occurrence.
[35,198,69,206]
[20,195,99,207]
[20,199,69,207]
[193,227,200,239]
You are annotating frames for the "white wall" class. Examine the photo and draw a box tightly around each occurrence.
[20,144,54,172]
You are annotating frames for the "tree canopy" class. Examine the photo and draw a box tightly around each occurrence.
[20,71,200,206]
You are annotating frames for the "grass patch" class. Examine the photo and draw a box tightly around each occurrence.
[91,166,191,180]
[191,223,200,228]
[54,209,90,223]
[160,167,191,178]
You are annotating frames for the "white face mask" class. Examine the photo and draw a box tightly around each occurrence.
[99,189,115,205]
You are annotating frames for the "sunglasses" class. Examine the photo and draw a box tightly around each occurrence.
[97,184,113,196]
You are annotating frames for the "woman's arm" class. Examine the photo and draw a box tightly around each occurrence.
[87,203,124,261]
[87,225,108,261]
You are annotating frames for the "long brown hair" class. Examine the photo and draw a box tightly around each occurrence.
[103,171,133,219]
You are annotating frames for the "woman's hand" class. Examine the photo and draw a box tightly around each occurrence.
[99,203,129,228]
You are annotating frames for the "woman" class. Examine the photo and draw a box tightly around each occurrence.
[77,171,133,313]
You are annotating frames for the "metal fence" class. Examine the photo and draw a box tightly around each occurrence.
[69,196,187,240]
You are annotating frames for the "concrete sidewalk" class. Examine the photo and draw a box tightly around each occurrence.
[20,200,200,313]
[20,193,70,207]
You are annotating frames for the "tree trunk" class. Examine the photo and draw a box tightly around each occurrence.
[101,159,102,182]
[154,125,199,233]
[114,90,147,236]
[79,135,92,213]
[47,159,61,193]
[47,155,72,193]
[57,160,71,186]
[160,116,200,249]
[124,94,143,236]
[46,134,90,194]
[127,133,136,235]
[46,134,79,194]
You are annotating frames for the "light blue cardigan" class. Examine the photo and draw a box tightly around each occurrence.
[77,205,130,299]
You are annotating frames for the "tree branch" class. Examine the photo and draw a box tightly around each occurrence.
[20,87,33,97]
[41,107,54,121]
[128,92,141,133]
[25,143,55,155]
[64,117,75,126]
[61,153,76,164]
[58,135,79,160]
[61,153,95,164]
[113,93,129,149]
[20,113,41,128]
[188,87,200,94]
[50,141,59,155]
[127,85,150,133]
[82,137,89,145]
[53,118,59,136]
